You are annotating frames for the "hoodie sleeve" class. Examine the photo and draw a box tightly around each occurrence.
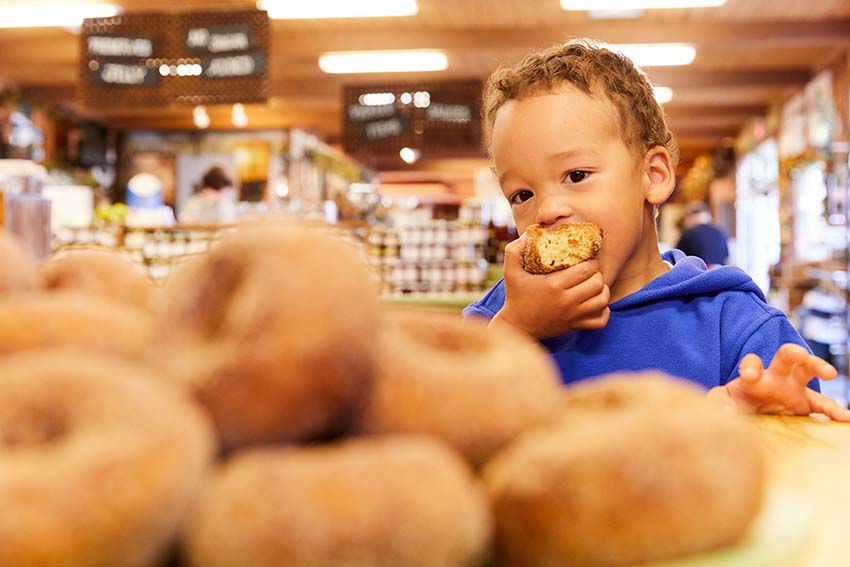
[462,279,506,321]
[723,310,820,392]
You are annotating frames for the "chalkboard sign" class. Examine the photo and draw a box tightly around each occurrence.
[79,10,268,109]
[342,79,483,158]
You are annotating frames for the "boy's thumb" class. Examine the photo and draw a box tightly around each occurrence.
[504,232,527,270]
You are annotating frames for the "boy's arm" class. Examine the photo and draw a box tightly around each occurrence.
[708,344,850,421]
[490,234,610,339]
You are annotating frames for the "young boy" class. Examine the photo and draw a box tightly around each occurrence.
[464,39,850,421]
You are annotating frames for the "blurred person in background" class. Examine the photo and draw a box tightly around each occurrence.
[676,202,729,267]
[181,166,237,225]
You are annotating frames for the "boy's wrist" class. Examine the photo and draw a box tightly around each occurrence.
[491,307,547,340]
[491,308,526,335]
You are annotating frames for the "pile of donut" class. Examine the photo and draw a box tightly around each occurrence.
[0,225,765,567]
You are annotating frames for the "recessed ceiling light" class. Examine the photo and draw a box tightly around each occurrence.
[319,51,448,74]
[0,3,121,29]
[562,0,725,10]
[399,147,422,164]
[653,86,673,104]
[259,0,418,19]
[611,43,696,66]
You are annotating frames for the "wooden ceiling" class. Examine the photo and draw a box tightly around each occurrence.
[1,0,849,169]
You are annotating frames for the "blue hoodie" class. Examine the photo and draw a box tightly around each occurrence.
[464,250,818,391]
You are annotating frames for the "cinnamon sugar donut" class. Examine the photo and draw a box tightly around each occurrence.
[358,310,562,466]
[484,372,765,567]
[559,371,709,415]
[150,225,380,449]
[0,349,214,567]
[0,292,152,358]
[0,231,38,294]
[41,250,154,309]
[184,435,491,567]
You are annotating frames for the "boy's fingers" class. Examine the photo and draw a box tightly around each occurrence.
[503,233,527,269]
[807,391,850,423]
[561,273,606,307]
[739,353,764,384]
[548,259,601,290]
[572,307,610,330]
[766,344,809,377]
[502,235,530,284]
[575,283,611,314]
[806,355,838,381]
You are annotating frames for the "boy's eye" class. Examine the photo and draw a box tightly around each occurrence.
[510,189,534,205]
[565,170,589,183]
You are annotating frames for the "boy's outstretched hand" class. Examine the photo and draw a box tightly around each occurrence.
[490,233,611,339]
[708,344,850,422]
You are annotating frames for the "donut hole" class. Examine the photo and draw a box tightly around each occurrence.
[0,404,69,447]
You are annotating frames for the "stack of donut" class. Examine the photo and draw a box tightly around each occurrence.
[0,226,766,567]
[0,233,212,567]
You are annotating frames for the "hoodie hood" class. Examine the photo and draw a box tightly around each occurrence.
[612,249,764,311]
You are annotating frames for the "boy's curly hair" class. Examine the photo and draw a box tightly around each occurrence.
[483,39,679,166]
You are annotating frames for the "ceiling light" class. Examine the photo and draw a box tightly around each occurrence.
[193,106,210,129]
[259,0,417,19]
[359,93,396,106]
[588,9,644,18]
[399,147,421,164]
[0,3,121,29]
[653,86,673,104]
[562,0,725,10]
[611,43,696,66]
[232,103,248,128]
[319,51,448,74]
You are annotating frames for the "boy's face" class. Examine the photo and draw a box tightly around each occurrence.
[491,86,661,288]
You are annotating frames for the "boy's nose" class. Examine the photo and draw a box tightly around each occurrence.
[536,196,573,229]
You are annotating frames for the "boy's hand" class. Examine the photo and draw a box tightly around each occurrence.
[707,344,850,422]
[490,233,610,339]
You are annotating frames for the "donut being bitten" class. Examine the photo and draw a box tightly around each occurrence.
[357,310,563,467]
[150,226,381,450]
[484,372,765,567]
[0,349,214,567]
[522,222,602,274]
[183,435,491,567]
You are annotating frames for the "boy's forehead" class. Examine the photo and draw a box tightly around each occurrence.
[492,87,624,159]
[497,85,623,141]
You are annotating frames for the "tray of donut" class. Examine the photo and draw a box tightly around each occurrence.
[0,226,807,567]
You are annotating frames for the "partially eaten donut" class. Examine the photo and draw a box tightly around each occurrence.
[522,222,602,274]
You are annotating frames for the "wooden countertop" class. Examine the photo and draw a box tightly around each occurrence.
[753,415,850,567]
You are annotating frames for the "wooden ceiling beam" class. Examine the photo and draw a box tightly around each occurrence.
[671,126,739,138]
[662,104,767,118]
[271,20,850,56]
[645,68,810,88]
[6,19,844,60]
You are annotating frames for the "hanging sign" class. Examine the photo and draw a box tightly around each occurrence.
[343,79,483,156]
[79,10,269,108]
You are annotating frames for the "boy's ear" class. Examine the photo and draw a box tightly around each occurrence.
[643,146,676,205]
